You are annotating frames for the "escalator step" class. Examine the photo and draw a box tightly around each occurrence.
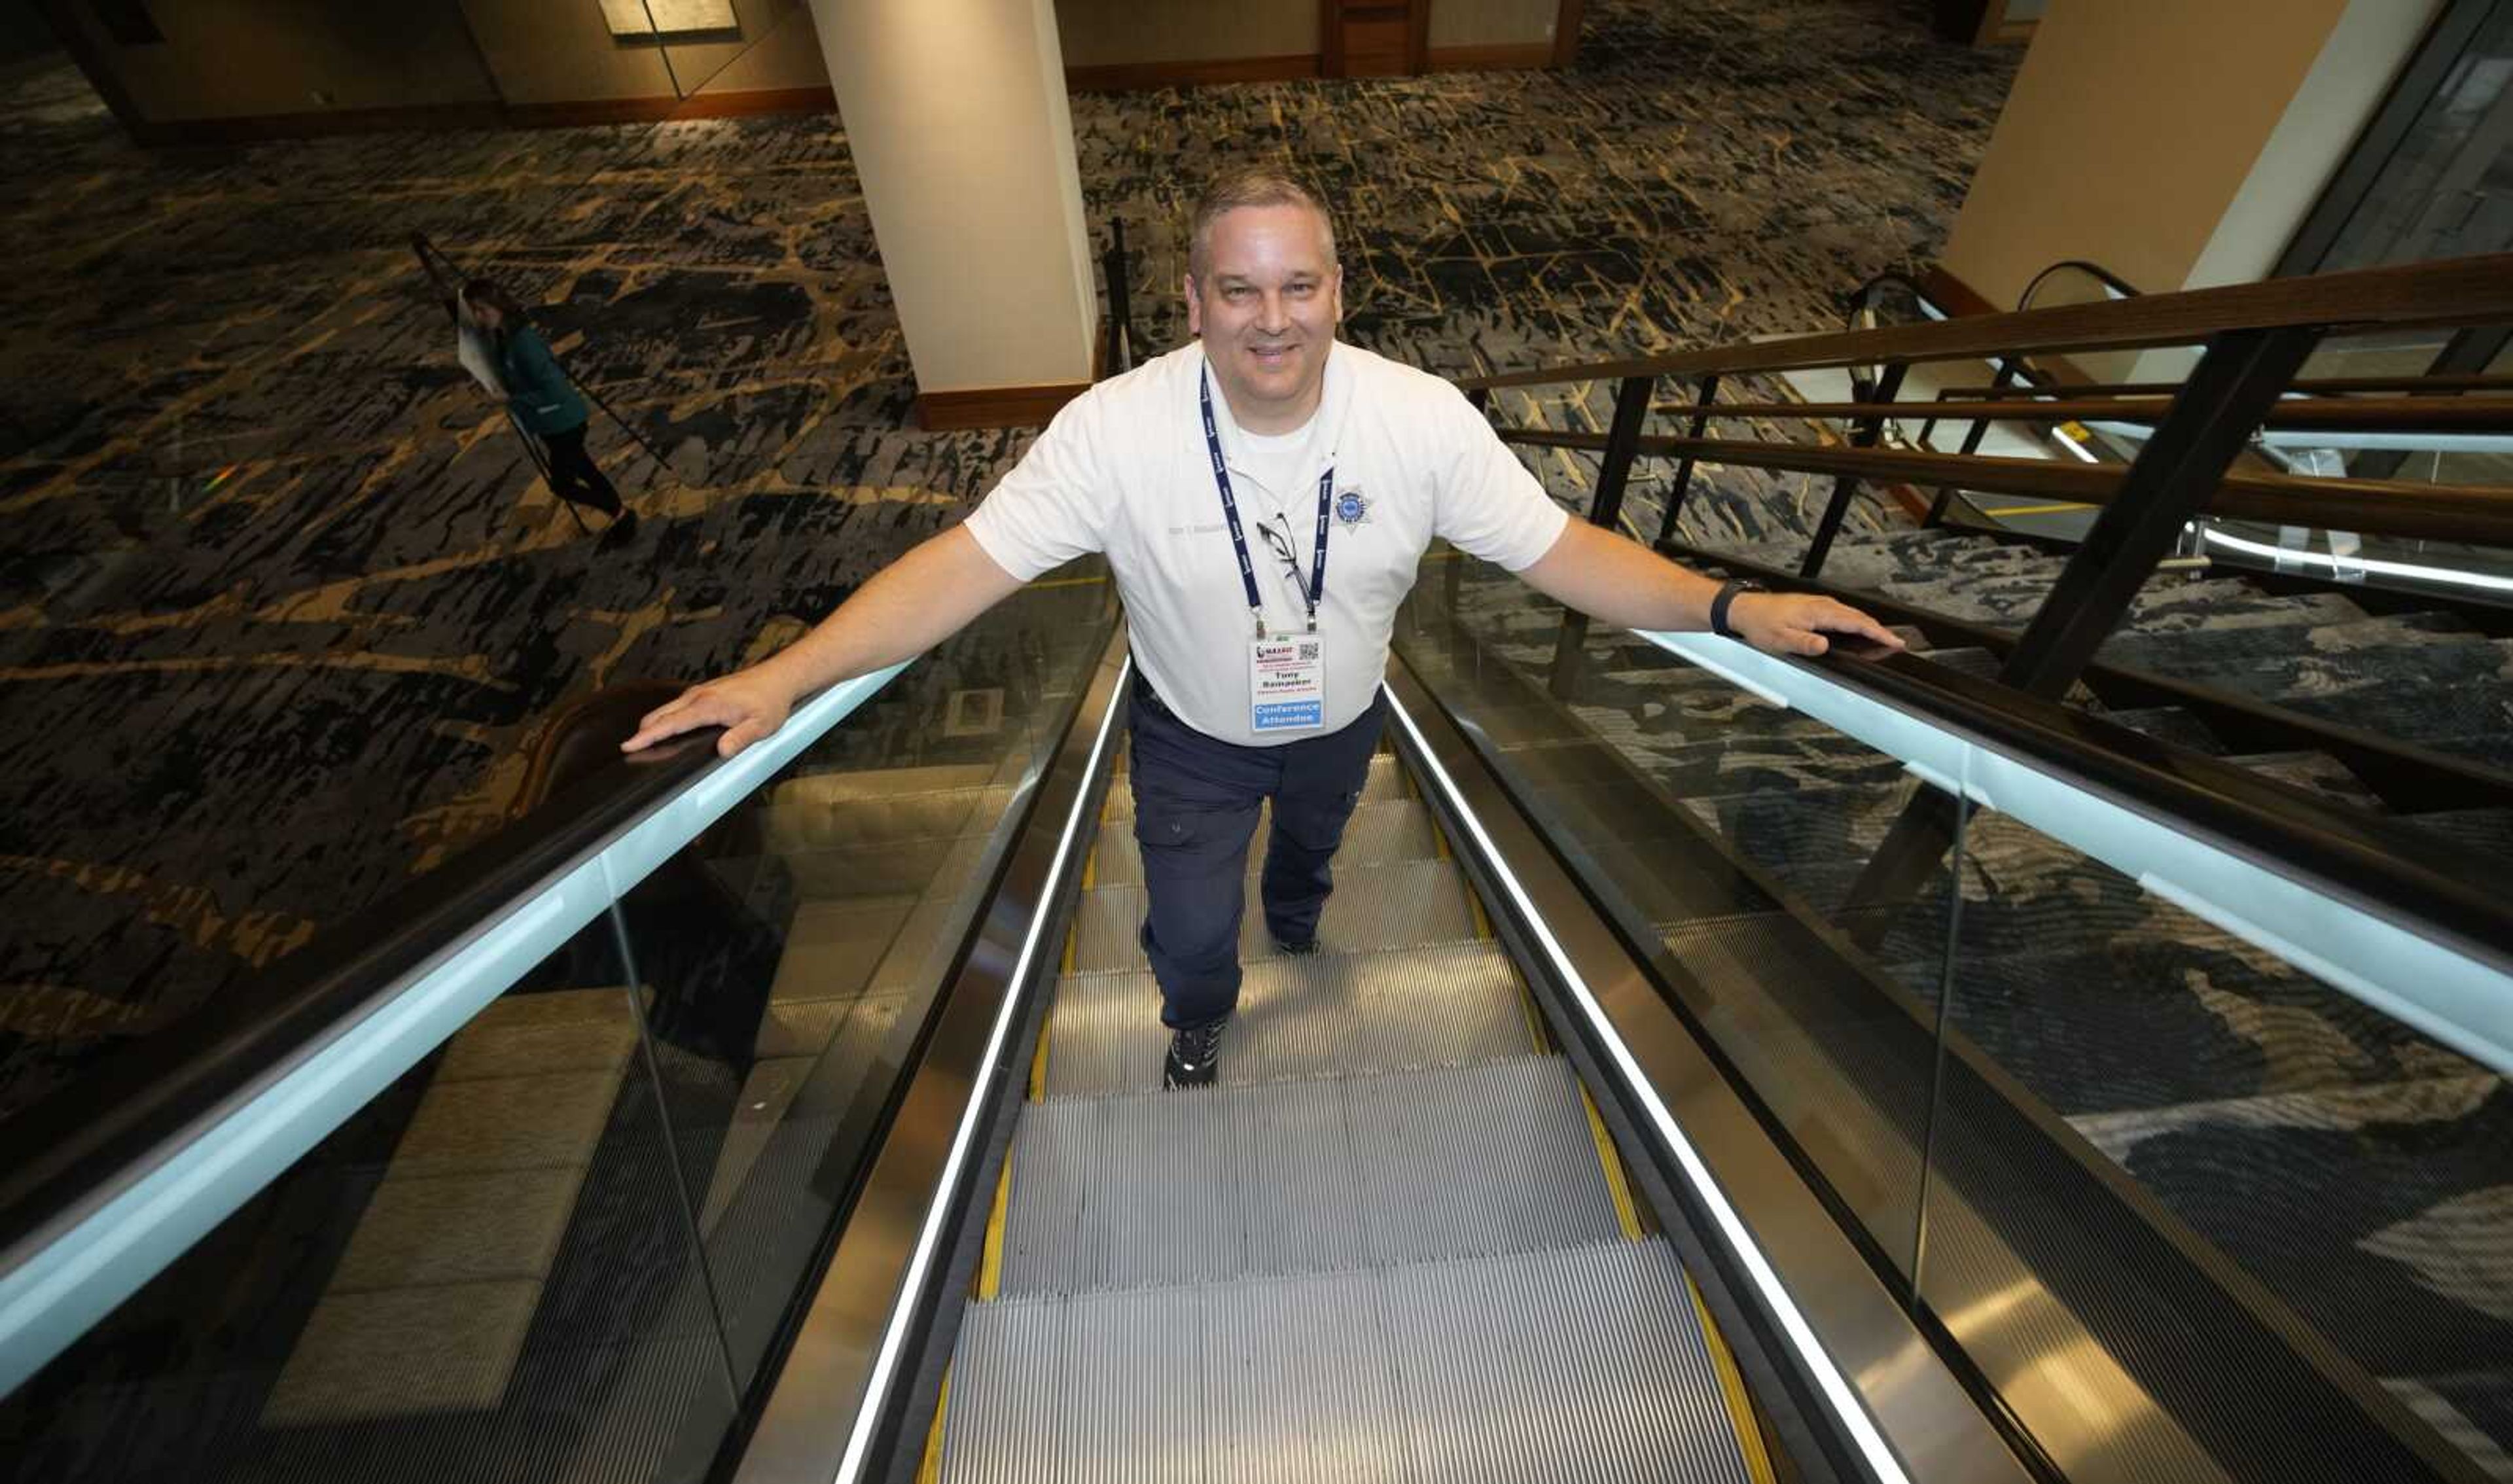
[946,1239,1751,1484]
[1089,798,1438,887]
[999,1055,1620,1297]
[762,894,918,1010]
[707,989,913,1230]
[762,782,1016,855]
[1067,858,1480,974]
[260,1281,544,1426]
[1044,940,1535,1097]
[1104,752,1407,820]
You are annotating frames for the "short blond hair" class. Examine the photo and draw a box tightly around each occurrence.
[1186,168,1338,281]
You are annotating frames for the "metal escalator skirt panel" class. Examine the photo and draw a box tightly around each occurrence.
[1043,941,1534,1097]
[946,1242,1753,1484]
[997,1057,1622,1298]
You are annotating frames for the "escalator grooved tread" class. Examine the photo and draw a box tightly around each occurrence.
[1044,940,1534,1097]
[1067,858,1478,974]
[946,1241,1752,1484]
[998,1056,1621,1298]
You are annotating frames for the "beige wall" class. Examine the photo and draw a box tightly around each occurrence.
[811,0,1097,393]
[1052,0,1315,67]
[57,0,822,124]
[1940,0,2438,313]
[457,0,675,105]
[63,0,496,121]
[1428,0,1557,51]
[457,0,820,105]
[685,2,829,96]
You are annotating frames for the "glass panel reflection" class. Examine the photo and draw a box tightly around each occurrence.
[0,921,738,1484]
[1922,802,2513,1484]
[616,559,1114,1394]
[1396,546,1963,1282]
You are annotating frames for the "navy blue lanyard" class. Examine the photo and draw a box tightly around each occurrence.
[1200,366,1331,637]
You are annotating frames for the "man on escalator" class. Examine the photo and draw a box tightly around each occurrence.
[621,168,1898,1089]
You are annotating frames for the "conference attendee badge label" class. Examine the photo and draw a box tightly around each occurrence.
[1249,633,1327,733]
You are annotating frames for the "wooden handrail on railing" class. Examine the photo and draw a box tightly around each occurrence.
[1950,372,2513,399]
[1458,251,2513,391]
[1496,429,2513,546]
[1603,396,2513,433]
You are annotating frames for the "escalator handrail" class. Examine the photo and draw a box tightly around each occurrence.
[2016,256,2141,311]
[0,739,687,1241]
[1654,627,2513,1072]
[0,665,906,1390]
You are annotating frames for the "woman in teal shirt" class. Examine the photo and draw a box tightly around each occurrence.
[462,281,634,543]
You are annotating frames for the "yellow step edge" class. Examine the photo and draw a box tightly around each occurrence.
[976,1156,1012,1300]
[1080,839,1098,891]
[1060,921,1077,976]
[1577,1085,1646,1242]
[914,1365,952,1484]
[1978,500,2092,518]
[1028,998,1054,1101]
[1686,1269,1781,1484]
[1515,971,1553,1055]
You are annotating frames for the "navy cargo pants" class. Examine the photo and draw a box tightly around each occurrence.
[1127,671,1385,1033]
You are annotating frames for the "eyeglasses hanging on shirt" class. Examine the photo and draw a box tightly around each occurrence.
[1199,364,1330,639]
[1255,519,1316,616]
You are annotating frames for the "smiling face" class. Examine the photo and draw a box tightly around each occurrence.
[1185,202,1344,435]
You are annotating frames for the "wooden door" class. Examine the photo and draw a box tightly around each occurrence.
[1322,0,1426,79]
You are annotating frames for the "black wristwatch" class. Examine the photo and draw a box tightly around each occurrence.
[1709,579,1762,639]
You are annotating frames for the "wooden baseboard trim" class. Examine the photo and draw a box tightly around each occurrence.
[1066,54,1321,92]
[1425,42,1556,72]
[916,381,1093,431]
[673,84,838,119]
[505,85,835,128]
[122,85,834,146]
[501,95,688,128]
[131,99,505,145]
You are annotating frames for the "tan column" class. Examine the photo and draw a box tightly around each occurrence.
[1939,0,2441,313]
[806,0,1099,429]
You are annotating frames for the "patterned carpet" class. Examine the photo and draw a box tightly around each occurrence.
[0,0,2018,1121]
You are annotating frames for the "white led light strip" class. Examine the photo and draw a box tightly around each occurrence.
[1383,686,1915,1484]
[2199,525,2513,595]
[829,656,1130,1484]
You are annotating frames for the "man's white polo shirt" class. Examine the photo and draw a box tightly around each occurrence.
[961,340,1569,748]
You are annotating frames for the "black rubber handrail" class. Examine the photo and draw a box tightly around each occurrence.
[2017,257,2141,311]
[0,723,726,1263]
[1662,532,2513,815]
[1789,637,2513,971]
